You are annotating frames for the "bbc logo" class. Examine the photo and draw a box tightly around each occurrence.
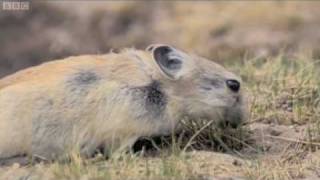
[2,1,30,11]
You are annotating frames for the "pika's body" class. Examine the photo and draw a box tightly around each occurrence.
[0,45,244,160]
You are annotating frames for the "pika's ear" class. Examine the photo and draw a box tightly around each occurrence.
[149,44,189,80]
[146,44,157,52]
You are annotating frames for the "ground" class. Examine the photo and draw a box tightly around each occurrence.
[0,123,319,180]
[0,2,320,180]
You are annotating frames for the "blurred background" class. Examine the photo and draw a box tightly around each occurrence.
[1,1,320,78]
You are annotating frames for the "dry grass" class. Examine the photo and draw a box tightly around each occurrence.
[230,54,320,125]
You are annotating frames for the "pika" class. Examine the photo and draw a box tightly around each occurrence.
[0,44,244,161]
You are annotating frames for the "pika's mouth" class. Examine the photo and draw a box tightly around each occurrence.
[231,95,242,107]
[220,98,245,129]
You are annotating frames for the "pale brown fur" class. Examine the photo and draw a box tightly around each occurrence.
[0,45,245,161]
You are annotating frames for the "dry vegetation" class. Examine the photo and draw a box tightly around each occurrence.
[1,1,320,180]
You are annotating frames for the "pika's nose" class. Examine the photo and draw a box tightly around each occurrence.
[226,79,240,92]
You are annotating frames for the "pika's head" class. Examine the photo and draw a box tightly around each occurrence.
[147,44,246,128]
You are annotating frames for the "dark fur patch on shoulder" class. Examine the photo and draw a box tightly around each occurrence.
[135,81,167,118]
[72,71,99,85]
[66,70,100,94]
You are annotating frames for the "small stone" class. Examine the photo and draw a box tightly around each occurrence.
[12,163,20,169]
[270,129,282,136]
[232,159,242,166]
